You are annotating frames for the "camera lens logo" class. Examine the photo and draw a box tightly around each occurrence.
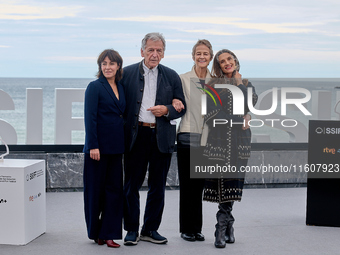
[0,199,7,204]
[315,127,324,134]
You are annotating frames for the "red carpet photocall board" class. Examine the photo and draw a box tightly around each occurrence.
[0,159,46,245]
[307,120,340,227]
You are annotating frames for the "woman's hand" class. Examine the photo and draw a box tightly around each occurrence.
[234,71,242,86]
[172,98,185,112]
[90,148,100,161]
[242,114,251,130]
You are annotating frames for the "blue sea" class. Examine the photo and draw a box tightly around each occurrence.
[1,77,340,145]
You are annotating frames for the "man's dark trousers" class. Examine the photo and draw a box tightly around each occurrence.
[123,126,172,232]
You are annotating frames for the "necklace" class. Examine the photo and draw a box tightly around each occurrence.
[109,82,119,100]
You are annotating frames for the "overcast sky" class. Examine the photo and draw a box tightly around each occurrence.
[0,0,339,78]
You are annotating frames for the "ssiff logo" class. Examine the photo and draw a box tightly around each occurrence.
[315,127,340,135]
[26,169,44,182]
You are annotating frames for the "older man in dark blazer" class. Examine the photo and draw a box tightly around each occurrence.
[121,32,186,245]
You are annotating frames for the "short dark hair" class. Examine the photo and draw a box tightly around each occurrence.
[96,49,123,82]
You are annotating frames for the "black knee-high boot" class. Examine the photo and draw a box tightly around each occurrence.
[214,203,228,248]
[224,202,235,243]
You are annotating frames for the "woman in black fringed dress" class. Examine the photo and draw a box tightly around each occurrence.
[203,49,258,248]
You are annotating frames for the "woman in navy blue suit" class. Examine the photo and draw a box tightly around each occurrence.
[83,49,125,248]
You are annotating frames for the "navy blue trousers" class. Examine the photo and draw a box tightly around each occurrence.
[123,126,172,232]
[83,153,123,240]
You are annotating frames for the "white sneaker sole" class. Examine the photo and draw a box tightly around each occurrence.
[140,235,168,244]
[124,236,139,245]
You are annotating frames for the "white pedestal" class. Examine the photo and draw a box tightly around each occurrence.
[0,159,46,245]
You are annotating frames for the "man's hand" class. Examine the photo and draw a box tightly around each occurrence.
[172,99,185,112]
[147,105,168,117]
[90,148,100,161]
[242,114,251,130]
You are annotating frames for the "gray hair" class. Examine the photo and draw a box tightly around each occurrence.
[211,49,240,78]
[141,32,166,51]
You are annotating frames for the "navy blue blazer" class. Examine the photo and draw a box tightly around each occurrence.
[83,76,126,154]
[121,61,186,154]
